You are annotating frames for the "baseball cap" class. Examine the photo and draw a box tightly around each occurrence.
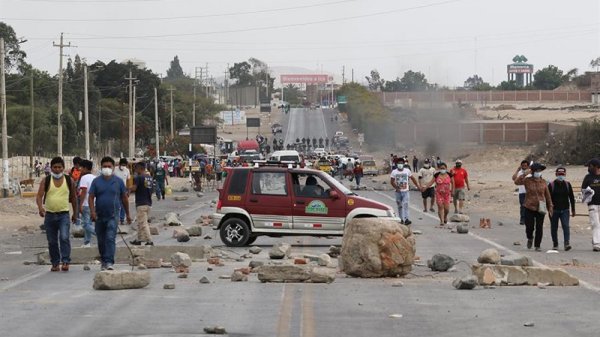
[455,159,463,164]
[555,167,566,175]
[586,158,600,167]
[530,163,546,171]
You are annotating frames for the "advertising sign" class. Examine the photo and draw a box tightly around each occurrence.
[507,64,533,74]
[281,74,332,84]
[219,109,246,125]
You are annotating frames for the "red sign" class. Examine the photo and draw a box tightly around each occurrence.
[281,74,331,84]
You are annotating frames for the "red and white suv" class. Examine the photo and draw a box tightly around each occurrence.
[213,165,398,246]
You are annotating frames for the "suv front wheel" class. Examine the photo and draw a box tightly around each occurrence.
[220,218,251,247]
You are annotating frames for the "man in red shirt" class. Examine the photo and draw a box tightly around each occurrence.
[451,160,470,214]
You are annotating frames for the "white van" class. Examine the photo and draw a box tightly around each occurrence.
[270,150,301,163]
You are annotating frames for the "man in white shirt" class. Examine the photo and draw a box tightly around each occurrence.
[78,160,96,247]
[390,159,419,225]
[512,160,530,225]
[114,158,131,225]
[418,159,436,213]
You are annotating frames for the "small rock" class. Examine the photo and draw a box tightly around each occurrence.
[456,223,469,234]
[137,264,147,270]
[179,187,190,192]
[186,225,203,237]
[149,226,159,235]
[524,322,535,327]
[497,221,504,226]
[269,242,292,259]
[294,258,307,265]
[449,214,470,222]
[178,273,188,279]
[218,275,231,280]
[501,254,532,267]
[208,257,220,265]
[428,254,455,272]
[412,230,423,235]
[196,192,204,198]
[452,275,479,290]
[328,246,341,258]
[392,281,404,287]
[478,248,501,264]
[174,196,189,201]
[249,261,264,269]
[83,264,91,271]
[204,326,227,335]
[163,283,176,290]
[204,234,212,240]
[161,262,172,268]
[318,254,331,267]
[389,314,403,318]
[249,246,262,254]
[572,258,583,267]
[207,267,213,271]
[171,252,192,269]
[231,271,248,282]
[199,276,211,284]
[513,241,521,246]
[537,282,549,289]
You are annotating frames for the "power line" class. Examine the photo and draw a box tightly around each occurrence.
[2,0,357,22]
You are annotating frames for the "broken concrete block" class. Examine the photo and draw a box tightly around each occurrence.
[318,254,331,267]
[172,228,190,242]
[294,258,307,265]
[310,267,336,283]
[164,212,182,226]
[249,261,264,269]
[149,226,159,235]
[501,254,532,267]
[173,196,188,201]
[257,265,312,283]
[163,283,175,289]
[249,246,262,254]
[204,326,227,335]
[428,254,455,272]
[456,223,469,234]
[269,242,292,260]
[340,218,415,278]
[453,275,478,290]
[472,265,579,286]
[231,271,248,282]
[93,271,150,290]
[450,214,470,222]
[477,248,501,264]
[171,252,192,270]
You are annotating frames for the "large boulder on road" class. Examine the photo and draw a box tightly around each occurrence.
[93,270,150,290]
[340,218,415,278]
[450,214,470,223]
[164,212,182,226]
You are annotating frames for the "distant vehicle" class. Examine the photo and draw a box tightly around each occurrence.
[237,140,260,153]
[335,131,344,137]
[271,123,283,134]
[337,137,350,146]
[313,148,326,157]
[359,156,378,176]
[270,150,301,163]
[212,165,398,246]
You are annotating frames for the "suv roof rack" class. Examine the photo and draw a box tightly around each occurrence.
[253,160,300,168]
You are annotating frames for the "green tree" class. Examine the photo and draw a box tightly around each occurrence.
[398,70,429,91]
[365,69,385,92]
[229,61,253,87]
[464,75,492,91]
[0,22,27,73]
[498,80,520,90]
[166,55,185,80]
[533,65,564,90]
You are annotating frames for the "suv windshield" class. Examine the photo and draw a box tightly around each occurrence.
[320,172,355,195]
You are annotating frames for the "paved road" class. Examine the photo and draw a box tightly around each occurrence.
[1,109,600,336]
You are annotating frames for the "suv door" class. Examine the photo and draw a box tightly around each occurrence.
[245,171,293,230]
[291,172,346,232]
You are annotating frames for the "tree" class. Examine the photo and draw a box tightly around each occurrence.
[498,80,520,90]
[229,61,253,87]
[533,65,564,90]
[365,69,385,91]
[399,70,429,91]
[0,22,27,73]
[464,75,492,91]
[166,55,185,80]
[590,57,600,72]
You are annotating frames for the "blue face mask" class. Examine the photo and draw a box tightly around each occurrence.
[533,172,542,178]
[556,175,565,181]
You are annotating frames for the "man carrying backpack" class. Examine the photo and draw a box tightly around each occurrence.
[548,167,575,251]
[129,162,154,246]
[36,157,77,272]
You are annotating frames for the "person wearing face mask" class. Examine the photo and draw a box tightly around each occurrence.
[548,167,575,251]
[582,158,600,252]
[422,162,453,226]
[418,159,436,212]
[514,163,553,251]
[113,158,131,226]
[36,157,77,272]
[512,160,530,225]
[451,160,470,214]
[88,157,132,271]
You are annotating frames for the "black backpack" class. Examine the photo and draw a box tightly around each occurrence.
[43,175,74,203]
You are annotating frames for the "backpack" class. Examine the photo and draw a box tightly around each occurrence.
[549,179,572,193]
[43,174,74,203]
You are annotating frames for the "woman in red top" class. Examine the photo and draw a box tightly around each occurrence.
[353,162,364,188]
[422,163,454,226]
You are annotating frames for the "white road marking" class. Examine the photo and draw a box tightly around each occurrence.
[373,190,600,293]
[0,267,47,292]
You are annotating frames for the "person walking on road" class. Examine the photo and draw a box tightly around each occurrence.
[451,160,470,214]
[412,155,419,173]
[422,162,453,226]
[514,163,553,251]
[391,159,419,226]
[69,156,82,227]
[512,160,530,225]
[114,158,131,225]
[89,157,132,270]
[353,161,364,188]
[582,158,600,252]
[154,161,168,200]
[36,157,77,272]
[129,162,154,246]
[418,159,436,212]
[548,167,575,251]
[77,160,96,248]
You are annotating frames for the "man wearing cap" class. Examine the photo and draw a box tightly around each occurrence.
[515,163,553,251]
[548,167,575,251]
[512,160,530,225]
[451,160,470,214]
[582,158,600,252]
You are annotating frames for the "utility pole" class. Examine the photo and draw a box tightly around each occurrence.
[29,72,34,178]
[352,68,354,83]
[132,85,136,157]
[224,64,229,107]
[53,33,70,157]
[83,65,90,159]
[205,63,209,99]
[1,38,9,196]
[342,66,345,84]
[125,70,137,158]
[168,86,176,138]
[154,87,160,157]
[193,67,202,126]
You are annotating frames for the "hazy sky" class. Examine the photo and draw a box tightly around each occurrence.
[1,0,599,87]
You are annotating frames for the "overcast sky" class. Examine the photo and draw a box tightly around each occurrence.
[1,0,599,87]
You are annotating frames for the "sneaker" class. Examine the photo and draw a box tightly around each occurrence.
[106,264,114,271]
[565,244,572,251]
[553,245,559,250]
[527,240,533,249]
[400,219,404,225]
[404,219,412,226]
[129,240,142,246]
[145,241,154,246]
[423,209,427,213]
[593,246,600,252]
[429,208,435,212]
[519,222,525,226]
[101,264,107,271]
[61,263,69,272]
[50,264,60,272]
[535,247,541,252]
[81,243,91,248]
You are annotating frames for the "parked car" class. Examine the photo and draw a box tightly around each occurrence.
[212,165,399,246]
[359,156,379,175]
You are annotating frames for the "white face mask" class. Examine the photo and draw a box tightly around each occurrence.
[424,164,430,168]
[101,167,113,176]
[51,172,64,179]
[533,172,542,178]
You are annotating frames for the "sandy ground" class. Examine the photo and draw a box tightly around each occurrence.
[220,105,284,143]
[475,102,600,123]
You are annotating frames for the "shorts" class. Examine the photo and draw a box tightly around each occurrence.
[421,187,435,199]
[454,188,466,201]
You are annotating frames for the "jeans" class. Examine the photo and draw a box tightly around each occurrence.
[524,208,545,248]
[395,190,410,221]
[44,212,71,265]
[81,206,96,245]
[156,182,165,200]
[119,205,125,222]
[518,193,526,224]
[95,215,118,266]
[73,196,81,226]
[550,209,570,247]
[355,175,362,187]
[588,205,600,248]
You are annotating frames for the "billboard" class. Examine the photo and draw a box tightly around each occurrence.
[219,109,246,125]
[507,64,533,74]
[246,118,261,127]
[190,126,217,144]
[281,74,332,84]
